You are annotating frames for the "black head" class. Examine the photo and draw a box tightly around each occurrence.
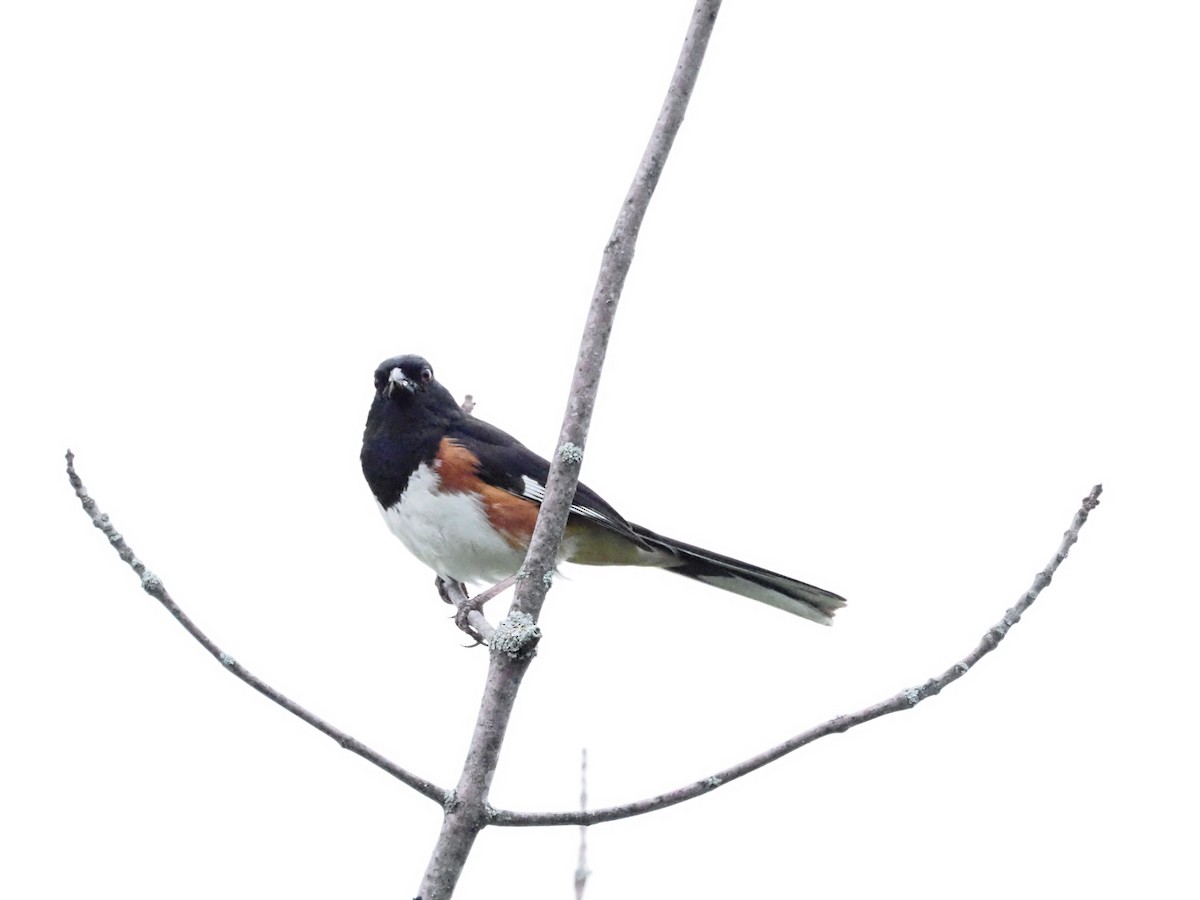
[374,354,434,396]
[363,355,462,507]
[369,354,461,420]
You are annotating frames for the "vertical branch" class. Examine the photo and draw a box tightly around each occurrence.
[417,2,724,898]
[575,749,590,900]
[507,0,724,623]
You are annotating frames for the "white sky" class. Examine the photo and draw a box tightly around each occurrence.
[3,2,1198,898]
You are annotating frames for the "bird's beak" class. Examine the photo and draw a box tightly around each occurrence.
[385,367,416,397]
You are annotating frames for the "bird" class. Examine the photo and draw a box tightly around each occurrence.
[360,354,846,624]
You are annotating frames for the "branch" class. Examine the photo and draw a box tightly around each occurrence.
[574,748,590,900]
[418,2,724,897]
[64,450,449,806]
[489,485,1104,827]
[506,0,723,624]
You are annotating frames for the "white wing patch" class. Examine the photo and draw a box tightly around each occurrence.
[569,504,613,523]
[519,474,622,529]
[521,475,545,502]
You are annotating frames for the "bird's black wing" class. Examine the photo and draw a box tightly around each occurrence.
[447,415,649,544]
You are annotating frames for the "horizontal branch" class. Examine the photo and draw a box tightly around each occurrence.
[490,484,1104,827]
[65,450,449,806]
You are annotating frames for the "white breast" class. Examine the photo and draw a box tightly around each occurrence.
[378,462,526,585]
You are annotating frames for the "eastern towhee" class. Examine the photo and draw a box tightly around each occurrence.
[361,355,846,624]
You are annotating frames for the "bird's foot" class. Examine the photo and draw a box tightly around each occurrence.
[446,574,519,646]
[435,576,467,606]
[434,577,484,645]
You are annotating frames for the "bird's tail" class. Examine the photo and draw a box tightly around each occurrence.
[629,523,847,625]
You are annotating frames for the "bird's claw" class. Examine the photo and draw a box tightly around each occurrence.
[435,576,466,606]
[437,574,519,645]
[455,606,487,647]
[434,576,491,644]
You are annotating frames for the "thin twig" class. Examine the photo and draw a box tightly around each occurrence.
[65,450,449,806]
[489,485,1104,827]
[417,3,724,897]
[574,748,590,900]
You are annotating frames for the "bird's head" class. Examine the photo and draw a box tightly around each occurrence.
[374,354,434,397]
[370,355,460,418]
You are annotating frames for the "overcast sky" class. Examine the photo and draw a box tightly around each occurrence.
[4,2,1198,898]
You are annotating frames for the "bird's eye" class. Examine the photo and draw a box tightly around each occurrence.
[420,366,433,383]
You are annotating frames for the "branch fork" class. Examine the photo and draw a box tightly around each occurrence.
[67,447,1103,835]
